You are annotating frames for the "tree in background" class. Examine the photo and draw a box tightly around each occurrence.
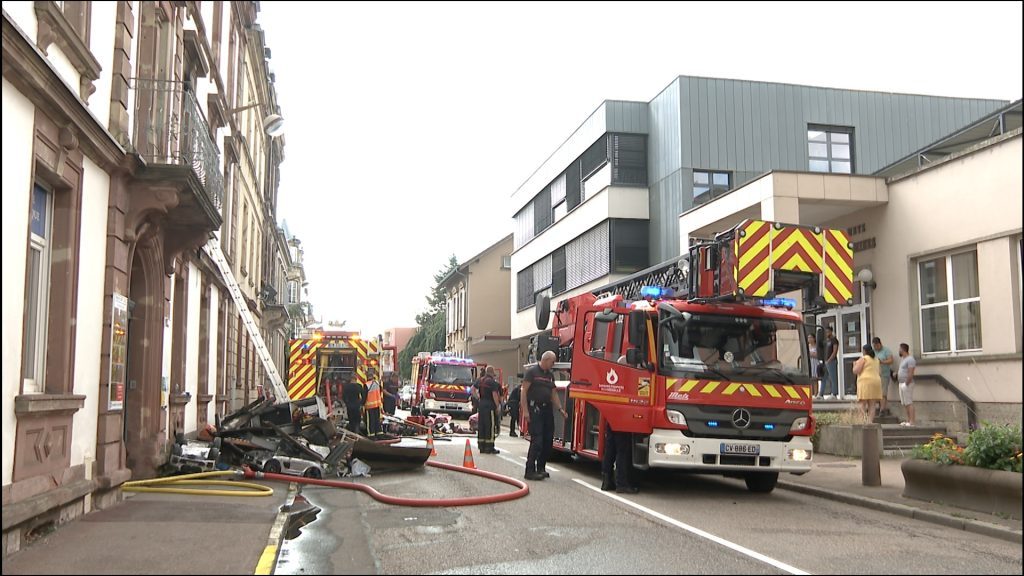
[398,255,458,380]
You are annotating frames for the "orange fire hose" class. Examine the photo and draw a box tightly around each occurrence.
[243,460,529,507]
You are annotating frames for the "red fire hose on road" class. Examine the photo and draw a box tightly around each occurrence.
[243,460,529,507]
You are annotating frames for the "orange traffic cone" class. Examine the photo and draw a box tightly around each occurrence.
[462,438,476,469]
[427,430,437,457]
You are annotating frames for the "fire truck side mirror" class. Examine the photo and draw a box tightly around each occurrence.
[535,294,551,330]
[628,310,647,345]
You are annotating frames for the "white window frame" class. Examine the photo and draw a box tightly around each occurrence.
[808,126,854,174]
[918,249,982,355]
[23,185,53,394]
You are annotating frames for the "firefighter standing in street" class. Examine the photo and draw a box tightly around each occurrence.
[506,380,522,437]
[521,351,566,480]
[341,374,366,434]
[382,372,400,416]
[477,366,502,454]
[602,423,638,493]
[364,369,383,436]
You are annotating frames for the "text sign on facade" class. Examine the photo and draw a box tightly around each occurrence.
[108,293,129,411]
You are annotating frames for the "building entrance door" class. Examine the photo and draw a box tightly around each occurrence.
[818,304,869,399]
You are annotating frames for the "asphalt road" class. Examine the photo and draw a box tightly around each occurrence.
[275,418,1022,575]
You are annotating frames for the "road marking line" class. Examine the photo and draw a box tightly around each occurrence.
[572,479,810,575]
[515,455,558,472]
[497,453,526,467]
[255,482,297,575]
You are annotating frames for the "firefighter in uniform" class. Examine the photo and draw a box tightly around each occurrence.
[342,374,366,434]
[477,366,501,454]
[521,351,566,480]
[364,369,383,436]
[602,422,638,493]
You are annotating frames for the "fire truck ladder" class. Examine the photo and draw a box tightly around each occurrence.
[202,233,289,402]
[590,254,692,301]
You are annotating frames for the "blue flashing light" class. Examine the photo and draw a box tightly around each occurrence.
[760,297,796,309]
[640,285,675,299]
[707,420,720,428]
[763,423,776,431]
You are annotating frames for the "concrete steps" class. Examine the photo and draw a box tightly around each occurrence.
[881,424,946,450]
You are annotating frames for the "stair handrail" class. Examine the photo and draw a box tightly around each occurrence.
[914,373,978,431]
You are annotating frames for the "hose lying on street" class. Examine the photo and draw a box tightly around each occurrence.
[123,470,275,497]
[244,460,529,507]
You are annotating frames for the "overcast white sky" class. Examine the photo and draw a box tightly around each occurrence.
[259,1,1022,338]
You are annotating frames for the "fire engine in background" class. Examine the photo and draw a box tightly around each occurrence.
[410,352,477,416]
[530,219,853,493]
[287,330,381,416]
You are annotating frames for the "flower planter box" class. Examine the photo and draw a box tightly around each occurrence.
[816,424,881,458]
[902,459,1023,519]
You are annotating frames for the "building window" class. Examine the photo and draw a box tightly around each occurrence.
[288,280,298,304]
[513,202,535,250]
[552,247,566,295]
[551,173,567,223]
[693,170,731,205]
[808,126,854,173]
[62,1,91,45]
[611,219,649,274]
[457,286,466,330]
[919,250,982,353]
[517,267,535,311]
[501,255,512,270]
[240,203,249,275]
[565,160,582,211]
[610,134,647,186]
[22,185,53,394]
[534,187,552,235]
[566,222,610,290]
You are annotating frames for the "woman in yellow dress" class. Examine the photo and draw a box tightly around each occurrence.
[853,344,882,422]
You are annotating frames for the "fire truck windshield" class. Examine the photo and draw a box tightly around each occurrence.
[429,364,475,384]
[658,312,810,384]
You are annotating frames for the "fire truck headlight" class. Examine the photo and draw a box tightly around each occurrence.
[655,442,689,455]
[789,417,810,433]
[789,448,812,461]
[666,410,687,426]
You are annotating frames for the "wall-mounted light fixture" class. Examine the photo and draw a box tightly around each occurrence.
[857,268,876,290]
[227,101,285,138]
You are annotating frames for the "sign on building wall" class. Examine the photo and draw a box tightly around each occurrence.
[108,293,129,411]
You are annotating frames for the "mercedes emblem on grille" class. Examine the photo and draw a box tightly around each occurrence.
[732,408,751,429]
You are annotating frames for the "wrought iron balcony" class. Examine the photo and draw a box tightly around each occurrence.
[128,78,223,214]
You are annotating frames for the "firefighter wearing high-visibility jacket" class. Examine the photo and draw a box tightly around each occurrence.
[364,369,383,436]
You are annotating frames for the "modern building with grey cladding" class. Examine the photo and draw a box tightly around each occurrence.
[509,75,1007,340]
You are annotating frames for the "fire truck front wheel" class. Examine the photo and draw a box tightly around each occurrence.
[744,471,779,493]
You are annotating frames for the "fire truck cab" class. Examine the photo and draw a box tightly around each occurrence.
[530,219,853,493]
[410,353,477,416]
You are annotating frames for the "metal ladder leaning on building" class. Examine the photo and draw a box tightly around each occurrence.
[203,232,289,401]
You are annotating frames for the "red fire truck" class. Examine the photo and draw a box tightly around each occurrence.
[410,352,477,416]
[529,219,853,493]
[287,330,380,416]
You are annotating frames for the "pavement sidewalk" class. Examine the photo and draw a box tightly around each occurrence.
[2,455,1019,574]
[2,479,293,575]
[778,453,1022,543]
